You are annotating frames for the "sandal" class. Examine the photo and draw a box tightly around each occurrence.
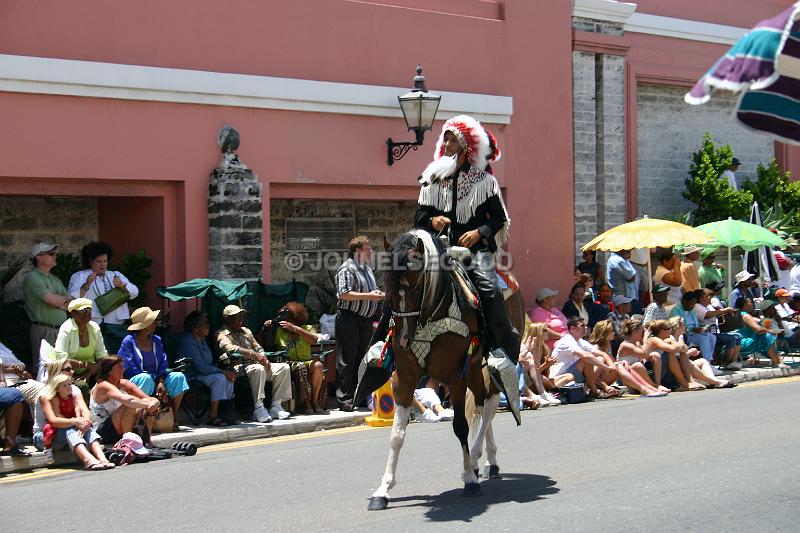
[101,462,116,470]
[1,446,32,457]
[84,463,106,471]
[172,424,182,432]
[717,381,737,389]
[207,417,229,427]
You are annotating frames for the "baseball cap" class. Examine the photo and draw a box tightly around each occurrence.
[223,304,246,317]
[118,432,149,455]
[67,298,93,312]
[775,288,790,297]
[612,295,633,307]
[757,299,777,312]
[31,242,57,258]
[732,157,741,165]
[652,284,671,294]
[734,270,756,284]
[535,288,559,302]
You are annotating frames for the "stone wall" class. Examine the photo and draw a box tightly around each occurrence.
[270,199,417,314]
[0,196,98,299]
[572,50,626,259]
[636,83,775,218]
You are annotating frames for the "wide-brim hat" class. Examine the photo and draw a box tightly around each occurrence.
[128,306,160,331]
[734,270,756,284]
[706,280,726,292]
[681,245,703,255]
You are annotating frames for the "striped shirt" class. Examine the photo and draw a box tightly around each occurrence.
[336,258,379,318]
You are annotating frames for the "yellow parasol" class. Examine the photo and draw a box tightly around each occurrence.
[582,217,714,295]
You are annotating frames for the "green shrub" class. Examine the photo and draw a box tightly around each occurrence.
[117,249,152,307]
[682,133,753,224]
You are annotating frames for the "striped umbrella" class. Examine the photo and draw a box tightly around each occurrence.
[685,2,800,144]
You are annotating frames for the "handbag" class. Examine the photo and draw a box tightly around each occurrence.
[152,407,175,433]
[94,286,129,316]
[718,311,744,333]
[557,383,586,404]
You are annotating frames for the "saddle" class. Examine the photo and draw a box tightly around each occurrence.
[445,246,520,308]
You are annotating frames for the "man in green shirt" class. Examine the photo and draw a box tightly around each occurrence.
[698,249,726,300]
[22,243,71,367]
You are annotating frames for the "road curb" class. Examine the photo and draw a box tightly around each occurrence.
[1,410,370,475]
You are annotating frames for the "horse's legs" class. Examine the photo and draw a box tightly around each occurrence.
[469,392,498,470]
[481,395,500,479]
[451,383,480,496]
[368,404,412,510]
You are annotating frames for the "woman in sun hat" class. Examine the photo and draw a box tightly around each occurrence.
[117,306,189,431]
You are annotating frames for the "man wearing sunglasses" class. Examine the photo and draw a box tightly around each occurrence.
[22,242,72,371]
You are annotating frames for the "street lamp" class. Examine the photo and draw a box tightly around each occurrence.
[386,65,441,166]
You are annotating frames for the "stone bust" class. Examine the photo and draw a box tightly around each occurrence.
[217,125,248,171]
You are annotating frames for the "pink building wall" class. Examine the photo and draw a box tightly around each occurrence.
[1,0,798,314]
[0,0,575,307]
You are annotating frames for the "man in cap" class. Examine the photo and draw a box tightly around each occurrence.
[643,284,671,325]
[680,245,703,294]
[607,295,632,339]
[413,115,521,419]
[606,249,639,305]
[22,243,72,369]
[720,157,741,190]
[669,290,717,362]
[729,271,758,308]
[215,305,292,423]
[774,288,799,348]
[698,250,725,300]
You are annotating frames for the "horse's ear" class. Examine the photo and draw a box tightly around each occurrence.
[383,235,391,252]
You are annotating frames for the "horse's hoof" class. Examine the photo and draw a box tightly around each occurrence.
[488,465,501,479]
[367,496,389,511]
[463,482,481,497]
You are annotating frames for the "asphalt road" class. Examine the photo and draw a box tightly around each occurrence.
[4,378,800,532]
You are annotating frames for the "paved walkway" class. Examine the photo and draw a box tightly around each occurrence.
[3,360,798,475]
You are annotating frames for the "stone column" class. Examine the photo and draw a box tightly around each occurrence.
[208,126,263,279]
[572,17,627,260]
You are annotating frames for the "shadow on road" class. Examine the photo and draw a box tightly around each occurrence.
[388,473,559,522]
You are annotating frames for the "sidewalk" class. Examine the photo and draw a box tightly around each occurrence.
[3,361,799,475]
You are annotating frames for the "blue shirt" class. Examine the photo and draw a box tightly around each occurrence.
[178,332,220,377]
[606,253,638,299]
[669,304,700,330]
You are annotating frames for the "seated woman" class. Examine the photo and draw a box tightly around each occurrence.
[265,302,326,415]
[734,297,788,368]
[179,311,235,426]
[90,356,161,445]
[667,316,735,388]
[518,323,561,407]
[32,359,87,452]
[612,319,669,397]
[587,282,613,330]
[582,320,622,398]
[54,298,108,400]
[40,373,113,470]
[118,306,189,430]
[562,283,589,323]
[530,288,568,350]
[644,320,704,392]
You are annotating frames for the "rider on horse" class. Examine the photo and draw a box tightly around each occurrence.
[415,115,520,368]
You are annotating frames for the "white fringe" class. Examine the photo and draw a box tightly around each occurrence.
[418,170,510,249]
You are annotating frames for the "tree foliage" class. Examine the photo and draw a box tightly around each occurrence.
[682,133,753,225]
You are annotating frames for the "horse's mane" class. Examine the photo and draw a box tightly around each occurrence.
[387,229,450,323]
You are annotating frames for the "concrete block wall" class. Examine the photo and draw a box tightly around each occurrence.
[0,197,97,299]
[270,199,418,288]
[636,83,775,219]
[573,50,599,256]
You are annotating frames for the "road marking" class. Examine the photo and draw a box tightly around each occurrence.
[198,425,376,454]
[0,468,72,484]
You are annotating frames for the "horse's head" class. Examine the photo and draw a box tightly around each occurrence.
[384,231,430,350]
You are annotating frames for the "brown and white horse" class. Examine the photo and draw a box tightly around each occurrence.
[368,229,525,510]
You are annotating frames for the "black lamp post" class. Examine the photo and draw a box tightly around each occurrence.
[386,65,442,166]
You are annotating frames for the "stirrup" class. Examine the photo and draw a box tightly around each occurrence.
[487,349,521,426]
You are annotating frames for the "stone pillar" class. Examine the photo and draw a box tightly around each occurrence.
[208,126,263,279]
[572,17,627,260]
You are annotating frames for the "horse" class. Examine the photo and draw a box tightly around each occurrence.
[367,229,525,511]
